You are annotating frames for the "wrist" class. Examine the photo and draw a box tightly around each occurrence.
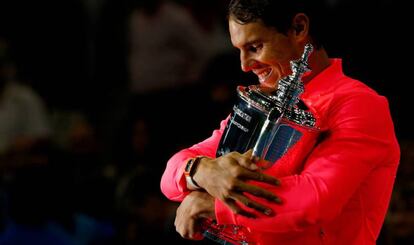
[192,156,208,189]
[184,156,205,190]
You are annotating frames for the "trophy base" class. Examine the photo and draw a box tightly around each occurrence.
[203,230,240,245]
[201,220,254,245]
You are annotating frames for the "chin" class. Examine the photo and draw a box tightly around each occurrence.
[260,79,278,89]
[260,83,274,88]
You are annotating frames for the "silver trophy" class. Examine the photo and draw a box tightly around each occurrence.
[203,44,319,244]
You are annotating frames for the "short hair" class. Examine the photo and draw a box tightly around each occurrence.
[228,0,328,49]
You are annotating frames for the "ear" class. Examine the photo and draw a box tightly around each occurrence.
[291,13,309,43]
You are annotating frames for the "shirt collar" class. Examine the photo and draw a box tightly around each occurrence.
[303,58,344,96]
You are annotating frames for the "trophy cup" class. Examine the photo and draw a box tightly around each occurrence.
[202,44,319,244]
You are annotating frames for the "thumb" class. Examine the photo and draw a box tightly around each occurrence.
[241,149,258,171]
[243,149,253,158]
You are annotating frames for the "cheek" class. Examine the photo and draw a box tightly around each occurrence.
[271,53,293,74]
[263,48,289,66]
[269,61,293,81]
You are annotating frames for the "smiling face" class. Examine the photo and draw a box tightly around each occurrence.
[229,17,302,89]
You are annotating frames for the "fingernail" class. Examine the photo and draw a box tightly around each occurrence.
[274,197,282,204]
[250,164,258,170]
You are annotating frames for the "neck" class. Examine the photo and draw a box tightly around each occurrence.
[302,47,331,83]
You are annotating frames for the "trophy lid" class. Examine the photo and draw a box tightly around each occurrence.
[237,85,279,114]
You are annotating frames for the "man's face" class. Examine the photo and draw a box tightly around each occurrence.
[229,17,300,89]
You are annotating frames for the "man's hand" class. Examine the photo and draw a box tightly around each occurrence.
[175,191,215,240]
[193,150,281,217]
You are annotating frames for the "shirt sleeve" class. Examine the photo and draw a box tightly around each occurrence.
[160,116,229,201]
[215,92,400,233]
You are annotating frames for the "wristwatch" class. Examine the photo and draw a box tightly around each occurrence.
[184,156,204,190]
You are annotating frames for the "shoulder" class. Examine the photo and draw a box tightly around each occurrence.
[331,76,387,111]
[326,77,396,137]
[306,74,390,130]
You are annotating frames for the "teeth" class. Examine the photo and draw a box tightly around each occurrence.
[257,69,272,83]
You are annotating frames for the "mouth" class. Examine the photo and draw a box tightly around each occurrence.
[254,68,273,85]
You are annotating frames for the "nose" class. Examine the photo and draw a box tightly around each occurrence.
[240,51,252,72]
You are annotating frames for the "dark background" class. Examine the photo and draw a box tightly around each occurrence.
[0,0,412,244]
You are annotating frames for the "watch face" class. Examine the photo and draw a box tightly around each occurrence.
[185,159,193,173]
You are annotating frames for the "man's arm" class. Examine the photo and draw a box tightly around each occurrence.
[160,116,281,216]
[160,118,227,201]
[174,191,216,240]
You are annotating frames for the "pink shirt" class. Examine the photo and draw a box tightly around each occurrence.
[160,59,400,244]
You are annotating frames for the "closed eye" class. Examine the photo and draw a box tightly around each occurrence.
[248,43,263,53]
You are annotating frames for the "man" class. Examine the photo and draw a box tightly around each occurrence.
[160,0,400,244]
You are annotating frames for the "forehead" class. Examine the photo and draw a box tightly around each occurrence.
[228,18,279,48]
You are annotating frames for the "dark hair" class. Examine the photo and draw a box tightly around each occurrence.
[228,0,328,49]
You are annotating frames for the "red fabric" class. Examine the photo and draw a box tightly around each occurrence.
[160,59,400,244]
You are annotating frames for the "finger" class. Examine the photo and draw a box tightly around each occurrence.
[229,193,274,216]
[241,169,280,186]
[183,218,195,239]
[175,220,185,238]
[188,219,204,240]
[181,219,202,240]
[237,182,282,204]
[193,220,205,240]
[224,198,256,218]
